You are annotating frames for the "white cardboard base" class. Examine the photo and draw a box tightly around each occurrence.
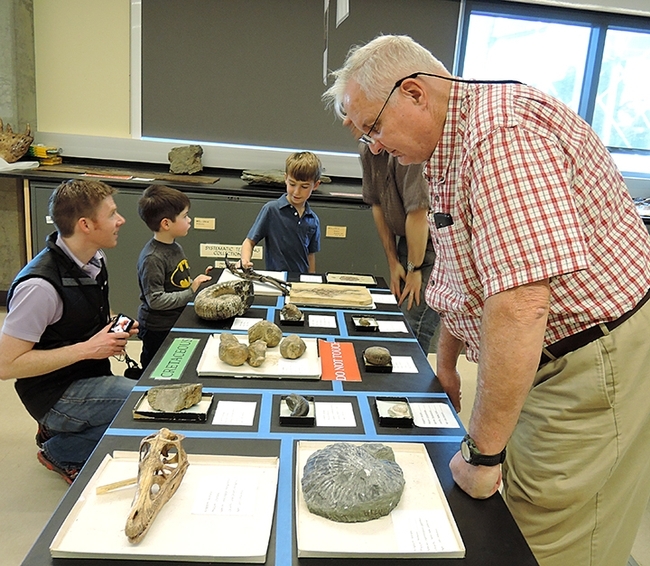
[50,451,279,563]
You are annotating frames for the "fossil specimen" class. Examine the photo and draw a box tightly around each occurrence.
[125,428,189,543]
[247,339,267,367]
[285,393,310,417]
[364,346,392,366]
[0,119,33,163]
[301,443,405,523]
[218,333,249,366]
[280,334,306,359]
[194,280,253,321]
[248,320,282,347]
[280,303,303,321]
[147,383,203,412]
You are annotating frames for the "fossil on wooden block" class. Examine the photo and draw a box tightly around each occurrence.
[147,383,203,412]
[125,428,189,543]
[280,334,306,359]
[248,320,282,347]
[194,280,253,321]
[301,443,405,523]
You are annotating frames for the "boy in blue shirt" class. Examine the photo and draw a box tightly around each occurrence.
[240,152,321,273]
[137,185,211,369]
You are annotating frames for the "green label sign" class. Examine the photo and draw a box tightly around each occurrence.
[150,337,201,380]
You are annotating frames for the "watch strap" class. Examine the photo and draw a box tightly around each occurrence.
[406,261,422,273]
[461,434,506,467]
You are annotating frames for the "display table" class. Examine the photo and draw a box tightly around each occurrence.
[20,272,539,566]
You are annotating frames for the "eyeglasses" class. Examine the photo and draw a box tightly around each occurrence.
[359,72,443,145]
[358,71,523,145]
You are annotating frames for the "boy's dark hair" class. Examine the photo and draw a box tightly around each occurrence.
[138,185,191,232]
[285,152,322,183]
[49,179,117,237]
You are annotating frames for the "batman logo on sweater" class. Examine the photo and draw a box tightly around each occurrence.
[170,259,192,289]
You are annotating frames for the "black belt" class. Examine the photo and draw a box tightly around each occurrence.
[539,288,650,368]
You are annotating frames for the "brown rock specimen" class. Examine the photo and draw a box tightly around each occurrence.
[248,320,282,347]
[280,334,306,359]
[280,303,303,321]
[247,339,267,367]
[218,333,249,366]
[125,428,189,543]
[364,346,392,366]
[168,144,203,174]
[0,119,33,163]
[147,383,203,412]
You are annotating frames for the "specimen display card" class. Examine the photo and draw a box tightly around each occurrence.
[371,292,398,304]
[196,332,321,380]
[230,317,263,330]
[212,400,257,426]
[216,268,287,296]
[377,320,409,333]
[308,314,337,328]
[295,441,464,558]
[410,403,460,428]
[314,402,357,427]
[391,356,418,373]
[300,274,322,283]
[50,451,280,563]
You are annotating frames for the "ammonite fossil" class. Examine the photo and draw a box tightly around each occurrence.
[301,443,405,523]
[194,280,253,321]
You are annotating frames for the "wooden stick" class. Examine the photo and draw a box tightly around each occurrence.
[95,476,138,495]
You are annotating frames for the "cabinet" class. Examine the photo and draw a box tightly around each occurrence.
[29,182,389,317]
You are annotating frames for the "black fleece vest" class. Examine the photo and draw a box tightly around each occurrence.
[8,233,112,420]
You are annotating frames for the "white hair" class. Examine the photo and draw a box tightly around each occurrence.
[322,35,448,119]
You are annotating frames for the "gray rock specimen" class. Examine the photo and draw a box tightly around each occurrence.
[248,320,282,347]
[280,303,303,321]
[218,333,249,366]
[241,169,331,187]
[285,393,310,416]
[364,346,392,366]
[194,280,254,321]
[147,383,203,412]
[168,145,203,174]
[247,339,267,367]
[301,443,405,523]
[280,334,306,359]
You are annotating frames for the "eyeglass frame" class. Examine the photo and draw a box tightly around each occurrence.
[358,71,523,145]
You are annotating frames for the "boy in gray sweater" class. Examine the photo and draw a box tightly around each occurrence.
[137,185,211,369]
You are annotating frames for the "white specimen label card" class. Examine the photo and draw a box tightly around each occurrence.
[308,314,337,328]
[393,509,462,553]
[390,356,418,373]
[300,274,322,283]
[371,293,397,304]
[277,357,313,375]
[315,402,356,427]
[377,320,409,333]
[230,317,263,330]
[410,403,459,428]
[192,469,258,515]
[212,400,257,426]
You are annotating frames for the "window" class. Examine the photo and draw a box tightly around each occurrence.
[459,1,650,152]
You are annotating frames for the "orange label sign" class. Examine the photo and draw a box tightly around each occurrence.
[319,340,362,381]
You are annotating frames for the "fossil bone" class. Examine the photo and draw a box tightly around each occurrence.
[0,119,33,163]
[125,428,189,544]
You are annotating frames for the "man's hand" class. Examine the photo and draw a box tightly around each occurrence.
[81,322,134,360]
[191,274,212,293]
[389,261,406,299]
[449,451,502,499]
[399,269,422,310]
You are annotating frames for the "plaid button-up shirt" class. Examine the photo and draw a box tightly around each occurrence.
[425,81,650,362]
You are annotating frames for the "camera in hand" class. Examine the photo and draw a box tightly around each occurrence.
[109,313,135,333]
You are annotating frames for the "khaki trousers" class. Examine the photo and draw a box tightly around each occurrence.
[503,298,650,566]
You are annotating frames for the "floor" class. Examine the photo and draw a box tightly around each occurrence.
[1,311,648,565]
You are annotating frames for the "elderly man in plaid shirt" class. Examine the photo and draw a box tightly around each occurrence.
[324,34,650,566]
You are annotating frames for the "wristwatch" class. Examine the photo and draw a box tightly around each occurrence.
[406,261,422,273]
[460,434,506,466]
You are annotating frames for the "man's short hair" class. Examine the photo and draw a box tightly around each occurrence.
[285,152,322,183]
[49,179,117,237]
[138,185,191,232]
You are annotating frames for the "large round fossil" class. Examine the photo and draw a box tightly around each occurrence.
[194,280,254,321]
[301,443,405,523]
